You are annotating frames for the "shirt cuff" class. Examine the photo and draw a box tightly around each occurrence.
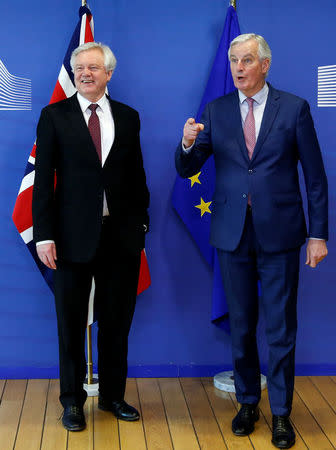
[309,237,324,241]
[182,138,194,153]
[36,240,55,246]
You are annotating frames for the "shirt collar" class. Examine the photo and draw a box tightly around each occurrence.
[238,82,269,105]
[76,92,109,113]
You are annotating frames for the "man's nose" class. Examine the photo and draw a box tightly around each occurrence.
[236,60,244,71]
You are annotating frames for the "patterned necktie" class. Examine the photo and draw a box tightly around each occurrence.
[88,104,102,162]
[244,97,256,160]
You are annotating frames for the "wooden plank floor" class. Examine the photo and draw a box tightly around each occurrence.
[0,376,335,449]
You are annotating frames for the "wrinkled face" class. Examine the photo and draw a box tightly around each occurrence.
[74,48,112,102]
[229,39,270,97]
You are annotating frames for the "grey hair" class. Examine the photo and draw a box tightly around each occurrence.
[70,42,117,72]
[228,33,272,71]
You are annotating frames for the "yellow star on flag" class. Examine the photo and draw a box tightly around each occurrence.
[188,172,201,187]
[195,197,212,217]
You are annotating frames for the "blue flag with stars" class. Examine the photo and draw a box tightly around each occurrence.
[172,5,240,323]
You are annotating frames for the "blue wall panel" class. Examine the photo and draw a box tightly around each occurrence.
[0,0,335,378]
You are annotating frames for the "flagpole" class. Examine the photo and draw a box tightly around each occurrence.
[85,297,98,394]
[213,1,267,393]
[78,0,98,395]
[77,0,97,392]
[87,325,93,383]
[81,0,93,387]
[80,0,96,392]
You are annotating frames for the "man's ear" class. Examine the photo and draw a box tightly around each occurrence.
[262,58,270,74]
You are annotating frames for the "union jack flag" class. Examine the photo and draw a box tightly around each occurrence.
[12,6,151,321]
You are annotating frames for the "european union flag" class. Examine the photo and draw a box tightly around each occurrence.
[172,6,240,323]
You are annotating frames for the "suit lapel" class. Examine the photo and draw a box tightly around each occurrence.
[66,94,102,165]
[103,96,122,167]
[67,94,90,134]
[251,84,280,162]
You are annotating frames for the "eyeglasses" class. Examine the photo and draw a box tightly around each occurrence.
[74,65,105,74]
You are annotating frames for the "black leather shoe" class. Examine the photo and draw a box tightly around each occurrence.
[232,403,259,436]
[98,397,140,421]
[62,405,86,431]
[272,415,295,449]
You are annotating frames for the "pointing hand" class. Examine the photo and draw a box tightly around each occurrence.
[182,118,204,148]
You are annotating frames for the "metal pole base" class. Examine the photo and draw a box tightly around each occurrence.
[214,370,267,392]
[84,374,99,397]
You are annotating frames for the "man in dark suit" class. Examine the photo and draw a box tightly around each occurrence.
[176,34,328,448]
[33,42,149,431]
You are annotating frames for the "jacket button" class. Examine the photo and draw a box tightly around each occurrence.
[248,169,253,174]
[242,193,247,198]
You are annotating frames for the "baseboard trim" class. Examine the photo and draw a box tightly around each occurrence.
[1,364,335,379]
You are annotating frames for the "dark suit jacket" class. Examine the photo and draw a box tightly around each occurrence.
[176,84,328,252]
[33,94,150,262]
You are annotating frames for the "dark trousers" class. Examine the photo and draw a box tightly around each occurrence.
[54,221,141,407]
[217,208,300,416]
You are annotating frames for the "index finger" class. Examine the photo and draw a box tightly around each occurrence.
[46,253,57,270]
[187,118,195,125]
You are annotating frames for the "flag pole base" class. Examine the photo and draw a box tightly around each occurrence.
[84,374,99,397]
[214,370,267,392]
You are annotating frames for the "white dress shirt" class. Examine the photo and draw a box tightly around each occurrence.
[77,92,114,167]
[77,92,114,217]
[238,82,269,139]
